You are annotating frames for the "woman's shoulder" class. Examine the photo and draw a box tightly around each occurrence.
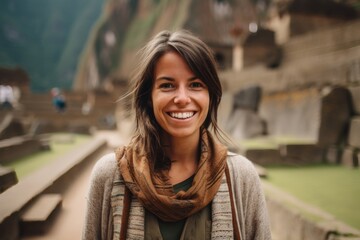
[89,152,118,184]
[226,151,255,169]
[226,151,259,179]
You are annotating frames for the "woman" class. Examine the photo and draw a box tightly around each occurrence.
[83,30,271,240]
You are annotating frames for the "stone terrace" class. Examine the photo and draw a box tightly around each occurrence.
[0,135,107,240]
[220,20,360,94]
[17,91,118,133]
[219,19,360,168]
[218,19,360,239]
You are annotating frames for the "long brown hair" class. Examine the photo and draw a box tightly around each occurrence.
[129,30,224,171]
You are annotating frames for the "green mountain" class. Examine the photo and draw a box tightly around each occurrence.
[0,0,105,92]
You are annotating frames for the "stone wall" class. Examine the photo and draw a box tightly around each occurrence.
[263,181,360,240]
[219,19,360,167]
[223,86,353,166]
[219,20,360,95]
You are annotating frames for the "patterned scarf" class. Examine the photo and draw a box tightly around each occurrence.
[116,130,228,222]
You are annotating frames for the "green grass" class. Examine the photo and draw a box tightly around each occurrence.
[239,136,316,150]
[4,133,92,179]
[264,164,360,230]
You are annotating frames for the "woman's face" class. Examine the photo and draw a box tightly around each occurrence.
[151,51,209,141]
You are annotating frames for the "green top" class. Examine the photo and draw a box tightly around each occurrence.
[145,176,211,240]
[159,176,194,239]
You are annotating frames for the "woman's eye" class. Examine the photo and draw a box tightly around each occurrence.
[159,83,174,89]
[190,82,204,88]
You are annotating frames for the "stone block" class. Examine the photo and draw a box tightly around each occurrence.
[0,114,25,140]
[259,88,322,140]
[341,146,359,168]
[348,117,360,148]
[245,148,281,166]
[28,120,59,135]
[349,86,360,115]
[318,87,352,146]
[280,144,324,165]
[0,137,43,164]
[226,109,265,140]
[302,219,329,240]
[20,194,62,235]
[258,87,351,146]
[266,197,304,240]
[233,86,262,111]
[325,145,342,164]
[0,166,18,193]
[0,213,20,240]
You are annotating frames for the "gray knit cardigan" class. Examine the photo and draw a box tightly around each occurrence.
[82,152,272,240]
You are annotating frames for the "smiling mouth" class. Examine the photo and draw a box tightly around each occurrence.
[168,112,195,119]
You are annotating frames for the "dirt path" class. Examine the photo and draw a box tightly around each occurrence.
[22,130,127,240]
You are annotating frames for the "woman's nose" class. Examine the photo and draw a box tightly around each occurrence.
[174,87,191,105]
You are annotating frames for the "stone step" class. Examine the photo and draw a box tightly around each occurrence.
[20,102,115,115]
[238,136,325,166]
[0,136,44,165]
[279,144,324,165]
[0,166,18,193]
[20,194,62,235]
[20,92,87,102]
[20,93,115,105]
[27,115,114,127]
[245,148,281,166]
[0,136,107,230]
[20,98,116,106]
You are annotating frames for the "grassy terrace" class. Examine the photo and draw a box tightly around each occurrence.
[4,133,92,179]
[264,164,360,230]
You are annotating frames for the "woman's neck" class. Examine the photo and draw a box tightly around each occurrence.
[169,140,198,161]
[162,133,201,184]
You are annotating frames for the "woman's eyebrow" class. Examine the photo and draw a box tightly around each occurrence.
[155,76,174,81]
[155,76,199,81]
[188,76,199,81]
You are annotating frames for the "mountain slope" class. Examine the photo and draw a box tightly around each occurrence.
[0,0,105,92]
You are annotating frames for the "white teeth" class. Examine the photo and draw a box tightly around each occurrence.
[170,112,194,119]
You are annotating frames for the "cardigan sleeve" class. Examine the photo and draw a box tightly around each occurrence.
[82,153,118,240]
[227,153,272,240]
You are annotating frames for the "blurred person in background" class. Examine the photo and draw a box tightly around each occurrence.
[0,85,15,110]
[51,87,67,113]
